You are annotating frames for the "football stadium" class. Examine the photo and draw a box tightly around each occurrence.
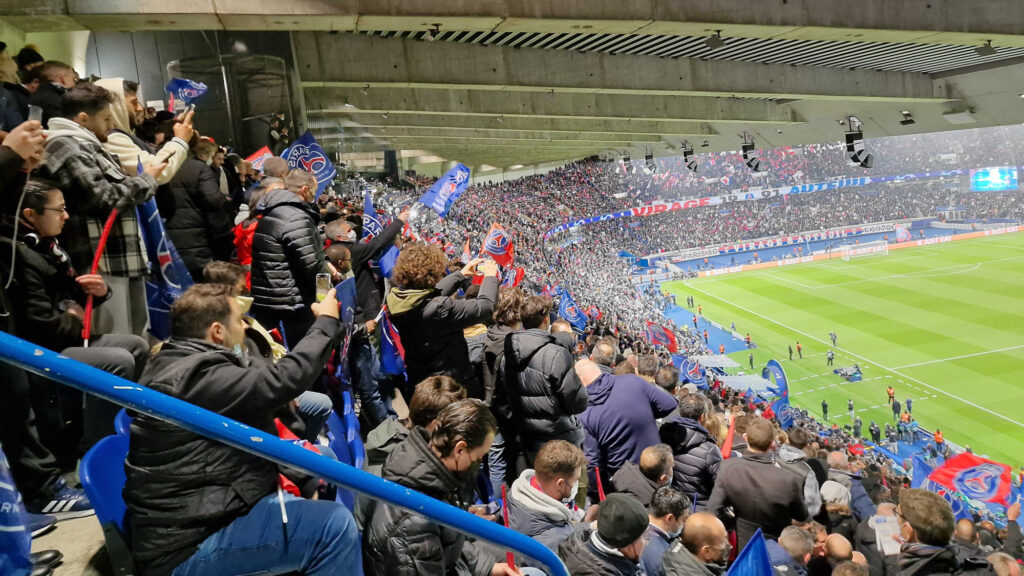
[0,4,1023,576]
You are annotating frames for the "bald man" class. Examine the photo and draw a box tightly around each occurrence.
[807,534,853,576]
[987,552,1021,576]
[612,443,674,507]
[662,512,730,576]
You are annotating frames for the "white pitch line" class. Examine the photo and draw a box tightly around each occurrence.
[684,280,1024,431]
[891,344,1024,369]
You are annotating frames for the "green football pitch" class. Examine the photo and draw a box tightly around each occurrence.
[662,233,1024,467]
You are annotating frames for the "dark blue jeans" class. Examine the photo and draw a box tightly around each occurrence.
[173,492,361,576]
[349,339,388,428]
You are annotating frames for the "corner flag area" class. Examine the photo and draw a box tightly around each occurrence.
[662,232,1024,465]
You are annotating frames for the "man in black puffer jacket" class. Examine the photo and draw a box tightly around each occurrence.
[250,169,328,346]
[125,283,359,576]
[503,295,588,472]
[659,393,722,510]
[161,140,235,280]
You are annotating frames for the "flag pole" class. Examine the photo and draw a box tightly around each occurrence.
[81,209,119,347]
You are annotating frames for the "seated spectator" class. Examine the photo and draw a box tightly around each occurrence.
[0,178,148,460]
[385,248,498,391]
[767,526,814,576]
[611,443,674,507]
[559,493,650,576]
[659,394,722,509]
[895,488,996,575]
[641,485,690,576]
[125,283,359,576]
[506,440,593,557]
[827,451,877,522]
[707,417,809,551]
[662,511,731,576]
[503,295,587,472]
[362,399,517,576]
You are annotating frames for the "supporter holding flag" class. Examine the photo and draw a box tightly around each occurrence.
[164,77,207,107]
[418,162,470,218]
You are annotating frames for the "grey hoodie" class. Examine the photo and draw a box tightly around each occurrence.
[778,444,823,517]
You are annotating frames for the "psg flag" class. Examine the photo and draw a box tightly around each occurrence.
[558,291,587,331]
[281,131,337,199]
[138,198,194,339]
[645,321,679,353]
[928,453,1013,506]
[380,310,406,377]
[245,146,273,173]
[362,189,383,241]
[419,163,470,218]
[482,222,515,267]
[164,78,208,106]
[726,529,774,576]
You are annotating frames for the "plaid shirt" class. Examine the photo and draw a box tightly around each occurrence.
[42,118,157,278]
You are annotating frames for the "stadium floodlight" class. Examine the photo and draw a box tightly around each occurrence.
[741,133,763,172]
[705,31,725,50]
[900,110,915,126]
[682,141,698,173]
[845,118,873,168]
[975,40,996,56]
[645,147,657,173]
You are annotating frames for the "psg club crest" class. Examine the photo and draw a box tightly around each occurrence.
[952,463,1005,502]
[289,145,330,178]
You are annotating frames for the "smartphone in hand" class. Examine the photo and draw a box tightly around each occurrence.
[315,273,331,302]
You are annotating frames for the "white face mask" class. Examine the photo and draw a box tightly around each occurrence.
[561,479,579,506]
[346,229,357,242]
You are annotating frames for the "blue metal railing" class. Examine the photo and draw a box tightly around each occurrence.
[0,331,568,576]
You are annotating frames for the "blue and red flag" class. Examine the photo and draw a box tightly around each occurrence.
[482,222,515,268]
[771,390,793,430]
[245,146,273,173]
[929,452,1013,507]
[500,266,525,288]
[645,320,679,353]
[680,359,704,383]
[586,305,602,319]
[362,189,382,241]
[281,131,337,199]
[380,309,406,377]
[558,290,587,331]
[0,445,31,574]
[418,163,470,218]
[165,77,208,106]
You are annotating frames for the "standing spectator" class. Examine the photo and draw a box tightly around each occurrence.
[41,83,165,337]
[853,502,897,576]
[905,396,912,415]
[249,169,327,346]
[707,418,809,551]
[853,416,862,439]
[362,399,518,576]
[28,61,76,127]
[575,359,677,501]
[482,287,525,493]
[895,489,995,575]
[124,283,359,576]
[869,421,881,444]
[559,493,650,576]
[820,481,859,542]
[659,394,723,509]
[661,512,731,576]
[611,444,674,507]
[385,248,498,392]
[827,451,877,521]
[161,138,235,280]
[641,486,690,576]
[777,427,823,519]
[506,440,593,556]
[504,295,588,472]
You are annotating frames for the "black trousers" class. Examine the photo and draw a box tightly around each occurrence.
[0,362,62,501]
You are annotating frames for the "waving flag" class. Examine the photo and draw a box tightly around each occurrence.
[281,131,336,199]
[929,453,1013,506]
[558,291,587,331]
[419,163,470,218]
[726,529,773,576]
[680,359,704,383]
[379,245,399,279]
[245,146,273,173]
[542,283,560,298]
[138,198,194,339]
[362,189,383,241]
[482,222,515,267]
[500,266,525,288]
[165,78,208,106]
[645,321,679,353]
[771,391,794,430]
[380,310,406,377]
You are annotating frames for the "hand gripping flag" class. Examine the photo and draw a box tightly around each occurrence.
[482,222,515,268]
[558,291,587,331]
[245,146,273,173]
[165,78,208,106]
[281,131,337,199]
[726,529,774,576]
[138,199,194,340]
[362,189,383,241]
[418,163,470,218]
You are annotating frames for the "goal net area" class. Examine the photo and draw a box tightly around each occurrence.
[839,240,889,261]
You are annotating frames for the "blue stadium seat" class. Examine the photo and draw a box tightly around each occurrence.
[114,408,132,436]
[80,434,135,575]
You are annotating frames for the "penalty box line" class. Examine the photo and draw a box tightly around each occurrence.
[684,280,1024,431]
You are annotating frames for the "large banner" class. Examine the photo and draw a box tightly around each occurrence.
[544,169,967,239]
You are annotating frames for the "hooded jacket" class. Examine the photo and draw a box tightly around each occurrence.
[385,271,498,389]
[124,315,341,576]
[777,443,823,517]
[662,541,725,576]
[611,461,663,508]
[503,328,587,453]
[42,117,157,277]
[580,372,677,497]
[506,469,588,556]
[249,188,327,314]
[658,416,722,509]
[828,468,877,522]
[482,323,516,412]
[160,157,235,273]
[362,426,490,576]
[94,78,187,185]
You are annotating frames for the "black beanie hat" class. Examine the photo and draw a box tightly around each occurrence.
[597,493,649,548]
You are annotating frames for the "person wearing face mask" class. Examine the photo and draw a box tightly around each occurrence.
[125,282,358,576]
[0,179,149,466]
[506,440,597,558]
[642,486,692,576]
[161,138,235,281]
[891,489,997,576]
[363,399,521,576]
[502,296,588,476]
[559,492,651,576]
[662,512,731,576]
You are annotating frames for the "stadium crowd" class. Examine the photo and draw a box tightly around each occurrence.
[0,41,1021,576]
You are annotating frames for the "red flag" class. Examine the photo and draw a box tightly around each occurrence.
[273,418,322,496]
[595,466,606,501]
[721,414,737,459]
[501,485,517,571]
[245,146,273,173]
[167,91,175,112]
[482,222,514,267]
[928,452,1012,506]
